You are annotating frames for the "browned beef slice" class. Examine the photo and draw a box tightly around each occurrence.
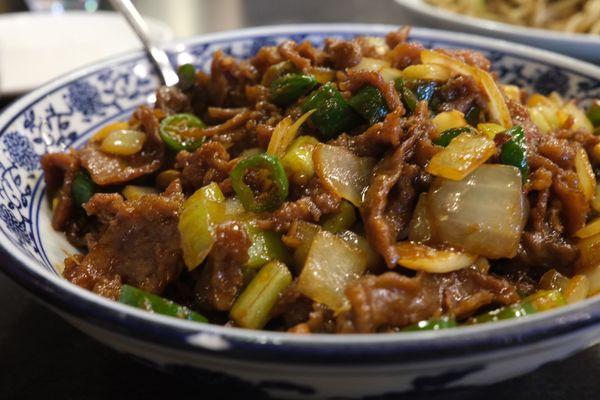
[323,38,362,69]
[62,188,184,299]
[338,269,518,333]
[41,151,79,231]
[155,85,191,115]
[175,141,234,193]
[194,222,251,311]
[79,107,165,185]
[435,75,487,114]
[360,103,432,267]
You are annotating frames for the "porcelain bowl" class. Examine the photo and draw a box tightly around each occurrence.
[0,25,599,400]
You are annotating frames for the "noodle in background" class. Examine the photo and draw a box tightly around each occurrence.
[425,0,600,35]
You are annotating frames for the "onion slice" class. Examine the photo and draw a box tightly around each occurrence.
[426,131,496,181]
[395,242,477,273]
[427,164,525,259]
[267,109,315,158]
[297,229,367,311]
[313,143,375,206]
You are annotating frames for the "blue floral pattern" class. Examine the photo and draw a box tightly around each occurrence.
[0,28,598,274]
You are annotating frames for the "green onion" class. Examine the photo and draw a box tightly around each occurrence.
[402,316,457,331]
[245,222,291,268]
[471,290,565,324]
[230,260,292,329]
[281,135,320,185]
[72,170,95,207]
[230,153,289,212]
[159,113,207,153]
[301,83,362,139]
[119,284,207,323]
[270,73,318,107]
[348,85,389,125]
[321,200,356,233]
[415,81,437,102]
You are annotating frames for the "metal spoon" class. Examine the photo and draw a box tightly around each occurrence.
[109,0,179,86]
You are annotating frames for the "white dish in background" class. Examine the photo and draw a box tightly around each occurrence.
[0,11,173,96]
[394,0,600,63]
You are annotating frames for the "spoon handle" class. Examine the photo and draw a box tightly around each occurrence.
[109,0,179,86]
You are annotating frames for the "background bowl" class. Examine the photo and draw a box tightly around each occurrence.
[0,24,599,399]
[394,0,600,64]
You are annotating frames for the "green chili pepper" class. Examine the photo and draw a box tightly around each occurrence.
[231,153,289,212]
[465,105,481,126]
[500,125,529,180]
[433,127,476,147]
[159,113,207,152]
[72,170,95,207]
[301,83,362,139]
[348,85,389,125]
[177,63,196,91]
[270,73,318,107]
[415,81,437,102]
[587,100,600,128]
[403,316,457,331]
[119,284,207,323]
[394,77,417,112]
[471,290,565,324]
[261,61,296,87]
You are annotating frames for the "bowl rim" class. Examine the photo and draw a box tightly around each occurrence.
[395,0,600,45]
[0,23,599,365]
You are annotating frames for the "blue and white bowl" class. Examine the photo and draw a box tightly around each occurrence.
[0,25,599,399]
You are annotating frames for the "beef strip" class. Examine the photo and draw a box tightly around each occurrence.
[40,151,79,231]
[194,221,251,311]
[346,69,403,112]
[62,182,184,299]
[257,178,341,232]
[209,50,258,107]
[79,106,165,185]
[175,141,235,194]
[277,40,312,70]
[337,268,518,333]
[155,85,191,115]
[434,75,487,114]
[323,38,362,70]
[360,103,433,267]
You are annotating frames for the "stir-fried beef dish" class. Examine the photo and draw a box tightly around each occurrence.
[42,28,600,333]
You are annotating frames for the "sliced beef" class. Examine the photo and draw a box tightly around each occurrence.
[346,69,403,111]
[258,178,341,232]
[175,141,235,194]
[40,151,79,230]
[209,50,258,107]
[79,107,165,185]
[277,40,311,70]
[194,222,251,311]
[62,185,184,299]
[323,38,362,69]
[155,85,191,115]
[360,103,432,267]
[385,26,411,49]
[434,75,487,115]
[337,269,518,333]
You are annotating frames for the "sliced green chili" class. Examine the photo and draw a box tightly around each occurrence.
[348,85,389,125]
[231,153,289,212]
[177,63,196,91]
[500,125,529,180]
[72,170,95,207]
[159,113,207,152]
[471,290,565,324]
[119,284,207,323]
[301,83,362,139]
[433,127,476,147]
[415,81,437,102]
[270,73,318,107]
[394,77,417,112]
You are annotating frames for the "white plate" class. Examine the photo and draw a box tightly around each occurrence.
[0,11,173,96]
[394,0,600,63]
